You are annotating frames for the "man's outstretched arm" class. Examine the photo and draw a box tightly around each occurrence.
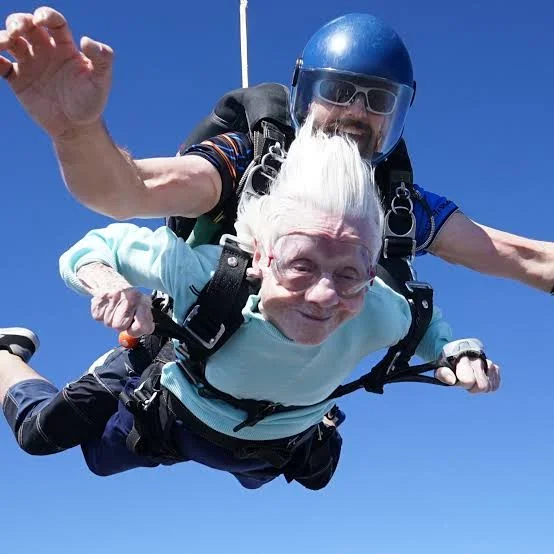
[1,7,221,220]
[430,211,554,293]
[54,122,222,220]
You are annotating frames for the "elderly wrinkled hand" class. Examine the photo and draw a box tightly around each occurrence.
[435,355,500,394]
[0,6,112,138]
[90,288,154,337]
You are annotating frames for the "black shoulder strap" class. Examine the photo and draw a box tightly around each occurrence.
[334,257,435,397]
[376,139,418,260]
[152,237,252,359]
[168,84,295,243]
[375,137,413,204]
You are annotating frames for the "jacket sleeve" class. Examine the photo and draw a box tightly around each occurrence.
[59,223,215,309]
[414,305,453,362]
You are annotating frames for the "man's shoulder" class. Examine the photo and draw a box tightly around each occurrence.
[190,132,253,156]
[413,183,456,209]
[411,183,459,254]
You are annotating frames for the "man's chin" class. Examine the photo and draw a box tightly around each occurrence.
[327,127,373,158]
[345,134,373,158]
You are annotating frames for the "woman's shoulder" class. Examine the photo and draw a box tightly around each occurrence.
[360,277,411,323]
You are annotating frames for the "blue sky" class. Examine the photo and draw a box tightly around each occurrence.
[1,0,554,552]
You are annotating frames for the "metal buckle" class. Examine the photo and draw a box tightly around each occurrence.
[132,380,159,411]
[182,305,225,350]
[405,280,433,311]
[385,351,402,376]
[383,182,417,260]
[233,402,281,432]
[218,233,251,251]
[405,280,433,293]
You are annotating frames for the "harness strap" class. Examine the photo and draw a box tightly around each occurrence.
[376,139,416,260]
[236,120,287,202]
[164,391,315,468]
[120,341,183,460]
[120,348,316,469]
[155,237,252,360]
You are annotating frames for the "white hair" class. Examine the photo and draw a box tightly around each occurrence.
[235,115,384,266]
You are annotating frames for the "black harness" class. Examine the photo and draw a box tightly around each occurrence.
[122,237,447,441]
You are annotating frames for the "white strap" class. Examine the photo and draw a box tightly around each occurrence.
[239,0,249,88]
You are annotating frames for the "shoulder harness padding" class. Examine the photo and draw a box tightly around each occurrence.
[179,82,294,153]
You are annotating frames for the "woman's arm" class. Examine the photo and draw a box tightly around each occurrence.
[414,305,453,362]
[59,222,215,308]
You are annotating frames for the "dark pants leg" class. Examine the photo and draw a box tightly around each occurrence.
[2,337,168,455]
[81,377,280,488]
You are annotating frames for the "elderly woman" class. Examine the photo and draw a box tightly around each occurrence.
[0,124,500,490]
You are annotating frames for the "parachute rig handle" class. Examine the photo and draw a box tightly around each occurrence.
[118,307,191,348]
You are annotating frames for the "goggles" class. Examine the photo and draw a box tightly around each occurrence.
[268,234,374,299]
[314,78,398,115]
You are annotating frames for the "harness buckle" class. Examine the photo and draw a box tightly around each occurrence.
[383,182,416,259]
[233,402,281,432]
[384,351,402,377]
[405,280,433,308]
[182,304,225,350]
[129,380,160,411]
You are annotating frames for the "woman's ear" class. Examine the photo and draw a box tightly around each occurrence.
[248,243,264,280]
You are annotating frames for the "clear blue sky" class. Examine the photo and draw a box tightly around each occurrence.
[1,1,553,553]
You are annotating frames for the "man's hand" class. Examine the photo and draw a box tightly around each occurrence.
[90,288,154,337]
[0,6,112,138]
[435,355,501,394]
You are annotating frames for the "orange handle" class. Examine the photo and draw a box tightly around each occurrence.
[118,331,140,349]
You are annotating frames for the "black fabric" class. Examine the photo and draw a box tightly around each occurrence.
[123,357,315,469]
[284,423,342,491]
[181,239,252,357]
[179,83,294,153]
[7,373,112,455]
[375,137,413,200]
[7,335,170,456]
[121,348,184,461]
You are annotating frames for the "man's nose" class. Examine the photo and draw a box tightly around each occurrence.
[347,93,369,115]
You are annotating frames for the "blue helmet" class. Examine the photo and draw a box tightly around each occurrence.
[291,13,416,163]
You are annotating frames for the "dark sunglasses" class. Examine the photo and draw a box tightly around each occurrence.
[314,78,398,115]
